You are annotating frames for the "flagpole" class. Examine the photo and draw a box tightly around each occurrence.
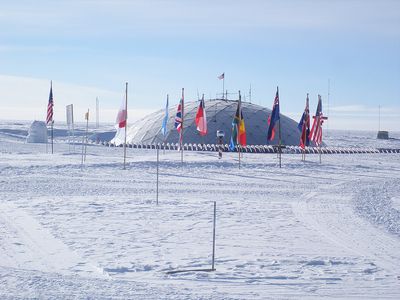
[50,80,54,154]
[163,94,168,155]
[84,109,89,162]
[238,90,241,169]
[278,87,282,168]
[222,76,225,100]
[156,144,159,205]
[211,201,216,271]
[51,120,54,154]
[319,144,322,164]
[123,82,128,170]
[181,88,184,164]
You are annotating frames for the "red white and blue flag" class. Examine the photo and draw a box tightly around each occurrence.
[195,95,207,136]
[309,95,327,146]
[175,88,184,145]
[267,87,280,141]
[46,81,54,125]
[297,94,310,149]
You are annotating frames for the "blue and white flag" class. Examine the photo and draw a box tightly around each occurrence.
[161,95,169,137]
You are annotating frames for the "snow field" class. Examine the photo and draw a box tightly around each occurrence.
[1,126,400,299]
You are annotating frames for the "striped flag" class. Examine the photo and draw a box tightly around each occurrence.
[46,82,54,125]
[309,95,327,146]
[298,94,310,149]
[195,95,207,136]
[174,88,184,145]
[218,73,224,80]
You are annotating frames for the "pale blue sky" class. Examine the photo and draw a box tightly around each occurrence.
[0,0,399,130]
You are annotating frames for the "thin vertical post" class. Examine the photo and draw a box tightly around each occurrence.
[84,109,89,162]
[222,77,225,100]
[212,201,216,271]
[278,117,282,168]
[249,84,252,103]
[72,105,75,152]
[123,82,128,170]
[96,97,99,129]
[238,90,242,169]
[238,145,241,169]
[81,124,85,166]
[319,144,322,164]
[181,88,184,164]
[327,79,330,136]
[156,145,159,205]
[51,121,54,154]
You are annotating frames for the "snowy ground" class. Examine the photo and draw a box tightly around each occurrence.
[1,121,400,299]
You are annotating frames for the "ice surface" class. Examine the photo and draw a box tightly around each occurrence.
[0,121,399,299]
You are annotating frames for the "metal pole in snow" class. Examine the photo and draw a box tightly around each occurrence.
[51,121,54,154]
[84,109,89,162]
[156,145,159,205]
[181,88,184,164]
[123,82,128,170]
[319,145,322,164]
[80,127,85,166]
[212,201,216,271]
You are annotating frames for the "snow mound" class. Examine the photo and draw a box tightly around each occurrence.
[26,121,47,143]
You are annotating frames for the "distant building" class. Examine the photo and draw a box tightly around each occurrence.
[112,99,303,146]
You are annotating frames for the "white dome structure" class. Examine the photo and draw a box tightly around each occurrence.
[26,120,48,143]
[112,99,303,146]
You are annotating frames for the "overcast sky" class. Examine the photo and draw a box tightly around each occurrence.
[0,0,399,130]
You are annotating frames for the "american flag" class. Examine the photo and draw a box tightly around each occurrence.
[46,82,54,125]
[309,95,327,146]
[174,88,184,145]
[218,73,224,80]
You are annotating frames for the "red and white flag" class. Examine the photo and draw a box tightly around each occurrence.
[195,95,207,136]
[46,81,54,125]
[309,95,327,146]
[116,98,127,128]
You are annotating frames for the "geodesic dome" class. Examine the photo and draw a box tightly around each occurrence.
[112,99,303,146]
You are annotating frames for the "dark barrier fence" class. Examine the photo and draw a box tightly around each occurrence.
[94,140,400,154]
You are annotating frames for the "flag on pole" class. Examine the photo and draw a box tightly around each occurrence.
[116,97,127,128]
[267,87,280,141]
[85,110,89,121]
[46,82,54,125]
[175,89,184,145]
[195,95,207,136]
[218,73,224,80]
[297,94,310,149]
[161,95,169,137]
[229,95,246,151]
[309,95,327,146]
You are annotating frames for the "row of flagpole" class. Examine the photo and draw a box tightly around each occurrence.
[45,75,327,169]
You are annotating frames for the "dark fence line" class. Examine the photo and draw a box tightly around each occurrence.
[89,140,400,154]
